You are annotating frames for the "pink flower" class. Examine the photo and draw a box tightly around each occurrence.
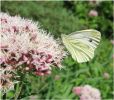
[0,57,5,64]
[73,85,101,100]
[0,52,6,64]
[111,40,114,45]
[0,12,67,92]
[113,55,114,59]
[72,86,82,95]
[89,10,98,17]
[0,12,67,77]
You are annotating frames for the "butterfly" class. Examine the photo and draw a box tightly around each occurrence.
[61,29,101,63]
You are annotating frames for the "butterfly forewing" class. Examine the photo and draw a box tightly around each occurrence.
[61,29,101,63]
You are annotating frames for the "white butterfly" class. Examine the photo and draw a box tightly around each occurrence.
[61,29,101,63]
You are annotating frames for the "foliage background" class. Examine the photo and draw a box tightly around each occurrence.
[1,1,113,99]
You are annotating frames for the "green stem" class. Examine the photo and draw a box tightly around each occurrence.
[1,93,6,100]
[14,82,23,100]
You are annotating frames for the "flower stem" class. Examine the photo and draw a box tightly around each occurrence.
[2,93,6,100]
[14,82,23,100]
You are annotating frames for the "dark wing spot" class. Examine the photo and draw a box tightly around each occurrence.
[89,39,92,42]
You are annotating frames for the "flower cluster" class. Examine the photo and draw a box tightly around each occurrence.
[72,85,101,100]
[88,10,98,17]
[0,12,67,92]
[0,65,14,93]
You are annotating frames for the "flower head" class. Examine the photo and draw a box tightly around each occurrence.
[0,12,67,92]
[72,86,82,96]
[88,10,98,17]
[72,85,101,100]
[111,40,114,45]
[0,12,67,73]
[103,72,110,79]
[0,64,15,93]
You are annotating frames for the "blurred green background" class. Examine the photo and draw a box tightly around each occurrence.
[1,1,113,99]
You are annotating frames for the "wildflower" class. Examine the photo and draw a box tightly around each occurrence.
[0,80,13,93]
[0,52,6,64]
[88,10,98,17]
[113,54,114,59]
[72,85,101,100]
[0,13,66,75]
[0,12,67,92]
[111,40,114,45]
[103,72,110,79]
[0,65,14,93]
[72,86,82,96]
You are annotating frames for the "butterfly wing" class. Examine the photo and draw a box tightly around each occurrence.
[61,29,101,63]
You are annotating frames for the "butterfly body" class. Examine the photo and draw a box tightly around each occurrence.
[61,29,101,63]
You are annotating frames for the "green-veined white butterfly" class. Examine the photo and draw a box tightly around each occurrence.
[61,29,101,63]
